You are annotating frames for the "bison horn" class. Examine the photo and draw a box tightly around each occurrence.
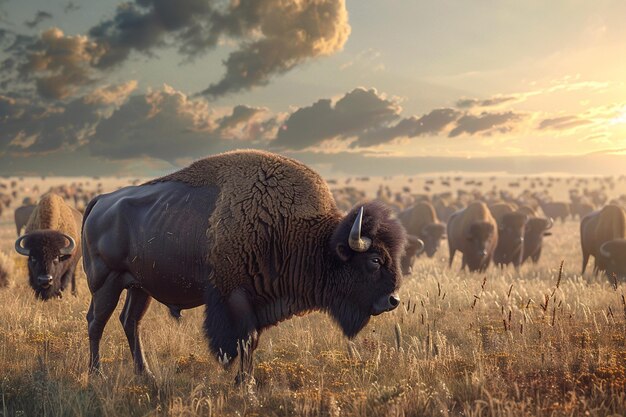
[600,241,612,258]
[15,235,30,256]
[545,217,554,230]
[348,206,372,252]
[60,234,76,255]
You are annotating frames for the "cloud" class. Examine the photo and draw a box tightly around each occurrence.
[0,81,137,154]
[538,115,593,130]
[18,28,103,99]
[24,11,53,28]
[87,0,350,98]
[272,88,400,150]
[449,111,525,137]
[456,96,517,109]
[353,108,461,147]
[87,85,269,162]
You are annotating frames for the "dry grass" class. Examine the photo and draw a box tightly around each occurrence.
[1,179,626,416]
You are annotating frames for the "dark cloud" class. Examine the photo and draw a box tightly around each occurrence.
[217,105,264,131]
[88,0,350,98]
[449,111,524,137]
[353,108,461,147]
[0,82,136,154]
[538,115,592,130]
[64,2,80,14]
[24,11,53,28]
[456,96,517,109]
[88,85,266,162]
[272,88,400,150]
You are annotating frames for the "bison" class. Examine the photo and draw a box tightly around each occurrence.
[521,217,553,264]
[447,201,498,272]
[539,201,570,223]
[581,204,626,278]
[14,204,37,236]
[397,201,446,260]
[82,150,406,382]
[494,212,528,268]
[14,193,83,299]
[399,235,425,275]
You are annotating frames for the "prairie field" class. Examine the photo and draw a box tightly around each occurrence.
[1,176,626,417]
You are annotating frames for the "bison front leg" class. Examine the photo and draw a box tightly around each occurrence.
[204,284,259,385]
[119,287,153,378]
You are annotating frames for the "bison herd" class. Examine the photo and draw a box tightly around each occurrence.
[1,150,626,383]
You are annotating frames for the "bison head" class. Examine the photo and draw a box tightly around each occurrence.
[400,235,425,275]
[420,222,446,258]
[522,217,552,263]
[15,230,75,300]
[466,222,496,268]
[600,239,626,281]
[495,213,528,266]
[329,202,406,338]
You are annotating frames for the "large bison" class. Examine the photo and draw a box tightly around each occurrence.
[14,193,82,299]
[82,150,406,381]
[397,201,446,258]
[447,201,498,272]
[521,217,553,264]
[581,204,626,278]
[493,212,528,268]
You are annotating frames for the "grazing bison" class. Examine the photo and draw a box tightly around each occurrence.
[397,202,446,259]
[598,239,626,280]
[14,193,83,299]
[581,204,626,277]
[494,212,528,268]
[447,201,498,272]
[82,150,406,381]
[400,235,425,275]
[521,217,553,264]
[14,204,37,236]
[540,201,570,223]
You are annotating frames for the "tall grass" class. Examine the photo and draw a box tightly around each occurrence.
[1,217,626,416]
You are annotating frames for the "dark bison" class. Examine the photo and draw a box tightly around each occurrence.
[581,204,626,278]
[14,193,83,299]
[397,201,446,259]
[540,201,570,223]
[14,204,37,236]
[399,235,425,275]
[494,212,528,268]
[521,217,553,264]
[447,201,498,272]
[82,150,406,381]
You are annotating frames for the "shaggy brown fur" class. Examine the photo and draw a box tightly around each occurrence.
[581,205,626,275]
[447,201,498,272]
[25,193,82,246]
[517,205,538,218]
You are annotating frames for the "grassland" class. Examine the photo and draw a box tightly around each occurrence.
[1,177,626,416]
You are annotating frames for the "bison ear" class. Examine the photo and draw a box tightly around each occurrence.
[335,243,352,262]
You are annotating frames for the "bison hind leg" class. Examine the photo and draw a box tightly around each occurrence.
[119,287,153,378]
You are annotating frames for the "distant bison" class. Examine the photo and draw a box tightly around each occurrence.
[82,150,406,382]
[14,193,83,299]
[521,217,553,264]
[400,235,425,275]
[447,201,498,272]
[540,201,570,223]
[581,205,626,278]
[14,204,36,236]
[494,212,528,268]
[397,201,446,260]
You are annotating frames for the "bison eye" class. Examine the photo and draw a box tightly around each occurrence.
[370,258,382,266]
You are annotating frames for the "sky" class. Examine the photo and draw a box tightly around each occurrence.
[1,0,626,177]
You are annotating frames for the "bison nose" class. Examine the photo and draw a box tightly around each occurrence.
[372,294,400,315]
[38,275,53,288]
